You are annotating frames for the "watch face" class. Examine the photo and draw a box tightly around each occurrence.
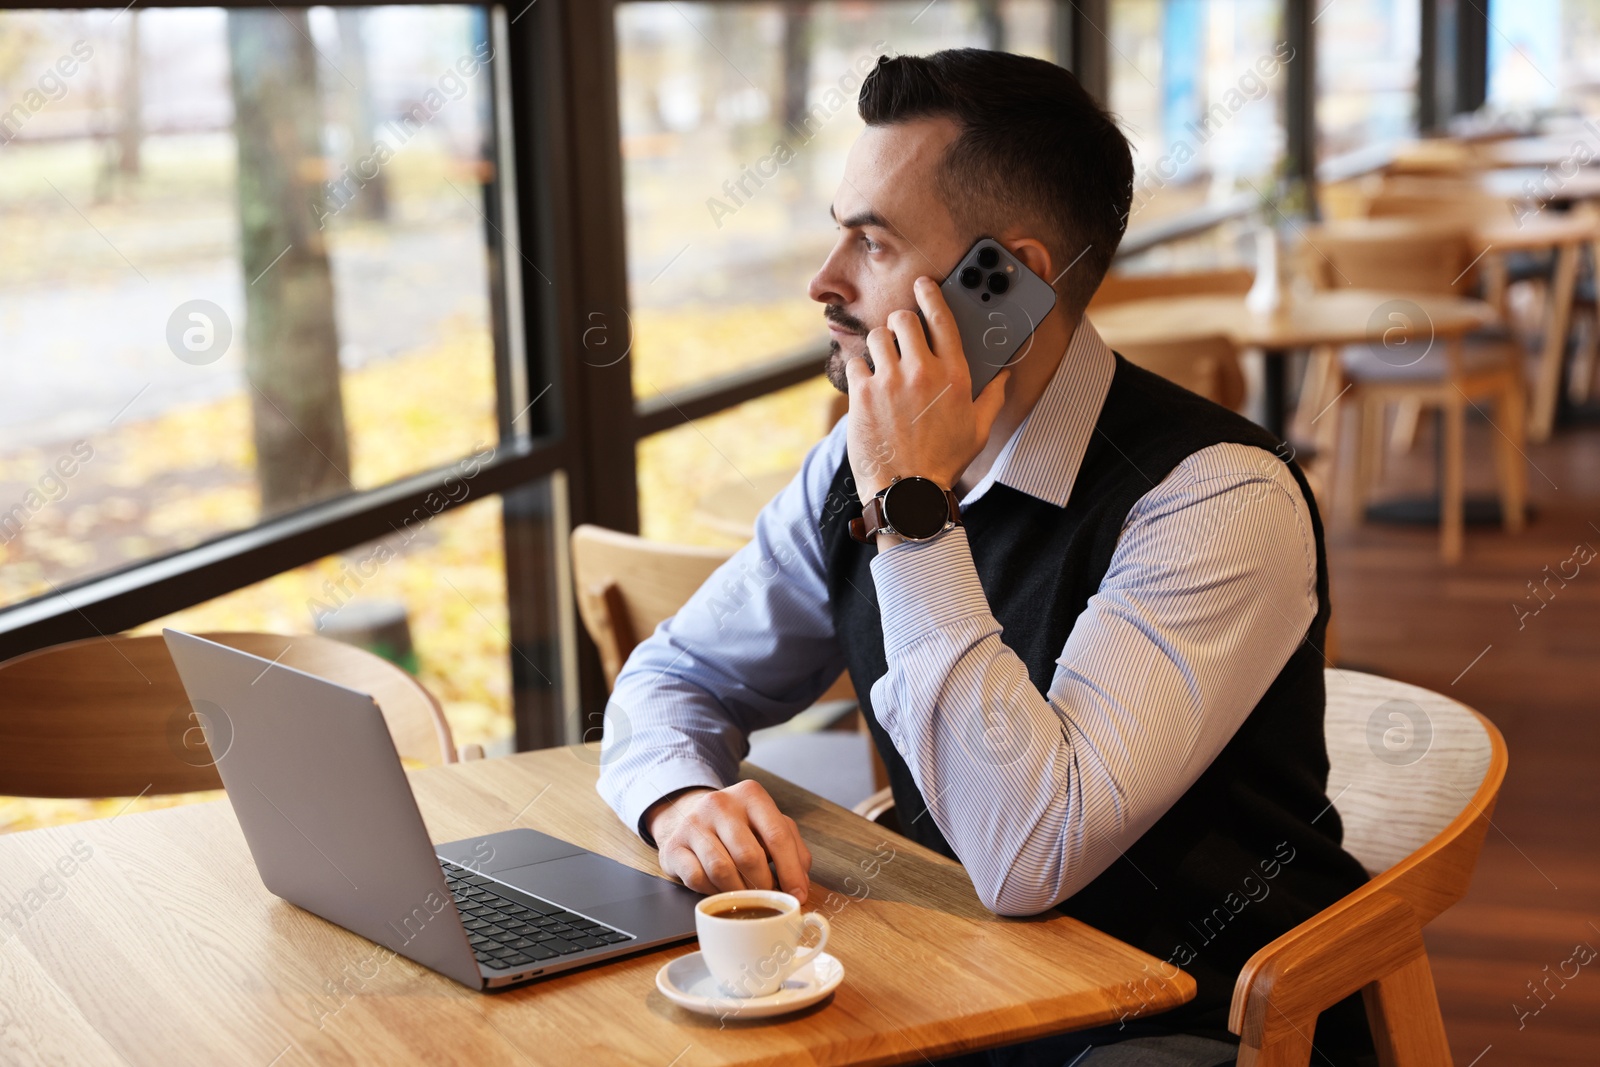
[883,477,949,540]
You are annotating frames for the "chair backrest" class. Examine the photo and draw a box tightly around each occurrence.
[1385,139,1483,175]
[1364,177,1513,226]
[1106,335,1247,410]
[1087,268,1253,409]
[570,524,734,690]
[1087,266,1254,311]
[1321,667,1501,921]
[0,631,458,799]
[1300,218,1476,296]
[1229,669,1507,1065]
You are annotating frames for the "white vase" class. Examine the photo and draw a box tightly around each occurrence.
[1245,226,1282,317]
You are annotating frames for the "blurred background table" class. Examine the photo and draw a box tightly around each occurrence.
[1091,288,1495,440]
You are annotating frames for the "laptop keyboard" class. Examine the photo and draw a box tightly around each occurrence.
[440,859,636,971]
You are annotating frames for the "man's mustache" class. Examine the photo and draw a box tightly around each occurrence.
[824,305,867,335]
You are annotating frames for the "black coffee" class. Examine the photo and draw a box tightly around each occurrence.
[707,904,784,921]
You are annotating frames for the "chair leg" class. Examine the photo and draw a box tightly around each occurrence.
[1235,1023,1317,1067]
[1352,395,1386,524]
[1292,345,1337,441]
[1389,398,1423,454]
[1361,954,1453,1067]
[1573,308,1599,402]
[1441,395,1466,563]
[1530,241,1581,442]
[1493,381,1529,534]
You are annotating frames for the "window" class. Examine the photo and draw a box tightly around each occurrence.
[1487,0,1600,112]
[1109,0,1290,229]
[0,7,503,607]
[1,5,576,762]
[1316,0,1421,161]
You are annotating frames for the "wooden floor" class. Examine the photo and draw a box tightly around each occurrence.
[1319,409,1600,1066]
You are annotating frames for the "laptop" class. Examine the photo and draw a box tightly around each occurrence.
[162,628,700,990]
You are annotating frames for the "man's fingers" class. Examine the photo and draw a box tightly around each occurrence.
[663,844,711,895]
[865,325,900,377]
[714,814,778,893]
[914,275,960,360]
[886,308,932,366]
[749,802,811,902]
[686,828,748,894]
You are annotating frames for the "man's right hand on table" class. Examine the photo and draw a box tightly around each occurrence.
[644,779,813,904]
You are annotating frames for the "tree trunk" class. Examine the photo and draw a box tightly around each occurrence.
[117,14,142,175]
[335,9,389,221]
[227,11,353,517]
[780,2,812,135]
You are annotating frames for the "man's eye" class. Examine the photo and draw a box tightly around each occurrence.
[862,235,881,253]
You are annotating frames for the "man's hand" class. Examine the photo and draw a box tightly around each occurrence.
[644,780,813,903]
[845,274,1011,504]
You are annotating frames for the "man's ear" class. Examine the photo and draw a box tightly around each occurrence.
[1004,237,1054,286]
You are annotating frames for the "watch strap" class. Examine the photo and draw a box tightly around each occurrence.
[849,481,962,544]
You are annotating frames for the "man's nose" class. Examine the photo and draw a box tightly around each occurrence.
[808,246,853,306]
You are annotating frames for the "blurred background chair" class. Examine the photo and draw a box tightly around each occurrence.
[0,631,467,800]
[569,523,885,811]
[1296,218,1527,561]
[1088,267,1253,412]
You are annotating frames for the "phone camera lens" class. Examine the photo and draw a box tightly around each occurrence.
[959,266,983,289]
[976,246,1000,269]
[987,271,1010,294]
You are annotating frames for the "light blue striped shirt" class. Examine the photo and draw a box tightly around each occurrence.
[596,315,1318,916]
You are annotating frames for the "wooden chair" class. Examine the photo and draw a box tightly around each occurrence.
[0,631,465,799]
[1297,219,1528,562]
[1230,668,1507,1065]
[1362,176,1548,333]
[1089,266,1255,307]
[569,524,883,799]
[851,669,1506,1064]
[1384,139,1485,176]
[1107,334,1248,412]
[1088,268,1254,412]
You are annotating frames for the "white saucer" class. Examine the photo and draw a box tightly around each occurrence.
[655,950,843,1018]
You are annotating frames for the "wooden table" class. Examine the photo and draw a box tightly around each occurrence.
[1479,167,1600,204]
[0,746,1194,1066]
[1478,135,1600,170]
[1091,288,1496,439]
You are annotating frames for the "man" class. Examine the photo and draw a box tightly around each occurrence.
[597,49,1375,1067]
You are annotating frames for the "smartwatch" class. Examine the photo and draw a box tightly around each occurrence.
[849,476,962,544]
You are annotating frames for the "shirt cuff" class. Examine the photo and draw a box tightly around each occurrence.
[868,525,990,654]
[608,757,727,849]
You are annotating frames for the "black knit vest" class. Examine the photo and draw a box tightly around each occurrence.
[820,354,1374,1048]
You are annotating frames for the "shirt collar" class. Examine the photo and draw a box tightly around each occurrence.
[957,313,1116,512]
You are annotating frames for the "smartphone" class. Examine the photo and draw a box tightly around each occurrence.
[937,237,1058,398]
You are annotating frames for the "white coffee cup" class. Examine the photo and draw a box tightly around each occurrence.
[694,889,831,998]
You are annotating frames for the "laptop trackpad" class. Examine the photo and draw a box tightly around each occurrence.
[497,853,677,909]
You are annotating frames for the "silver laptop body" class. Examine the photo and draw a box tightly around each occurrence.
[162,628,699,990]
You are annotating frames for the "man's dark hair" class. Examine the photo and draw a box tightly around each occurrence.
[858,48,1133,318]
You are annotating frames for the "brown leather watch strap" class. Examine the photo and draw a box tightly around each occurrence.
[849,483,961,544]
[849,495,887,544]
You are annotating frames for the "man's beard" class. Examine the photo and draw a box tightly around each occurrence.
[823,306,872,394]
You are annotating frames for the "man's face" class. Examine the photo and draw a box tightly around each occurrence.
[809,117,971,393]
